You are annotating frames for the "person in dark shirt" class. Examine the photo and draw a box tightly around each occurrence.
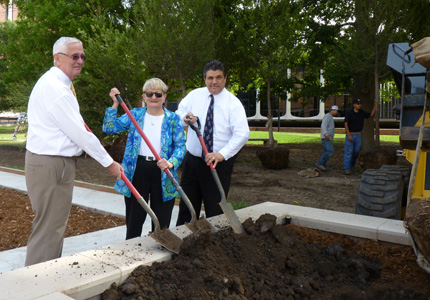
[343,99,377,175]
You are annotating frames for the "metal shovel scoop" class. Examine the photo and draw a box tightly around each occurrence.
[187,118,244,234]
[84,124,182,254]
[120,173,183,253]
[115,95,215,233]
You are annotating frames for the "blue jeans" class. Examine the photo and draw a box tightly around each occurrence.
[344,134,361,171]
[316,139,334,168]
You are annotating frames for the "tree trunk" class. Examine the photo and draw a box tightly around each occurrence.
[353,2,376,153]
[266,79,275,147]
[180,71,187,98]
[374,53,380,147]
[354,75,376,153]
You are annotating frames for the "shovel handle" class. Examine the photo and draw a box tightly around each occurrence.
[115,95,162,161]
[83,122,161,231]
[115,94,180,179]
[186,117,215,170]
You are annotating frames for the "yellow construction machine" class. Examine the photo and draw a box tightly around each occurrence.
[356,39,430,273]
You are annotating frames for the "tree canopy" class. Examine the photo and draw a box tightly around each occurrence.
[1,0,430,146]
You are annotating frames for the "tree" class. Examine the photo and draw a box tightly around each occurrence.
[302,0,430,152]
[0,0,138,136]
[76,18,149,137]
[133,0,216,98]
[220,0,306,147]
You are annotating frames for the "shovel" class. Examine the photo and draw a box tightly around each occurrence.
[114,95,215,233]
[84,123,182,254]
[187,117,244,234]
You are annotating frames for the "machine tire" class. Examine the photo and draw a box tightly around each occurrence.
[356,168,405,220]
[380,164,411,206]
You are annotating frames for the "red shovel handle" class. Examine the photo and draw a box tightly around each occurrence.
[115,95,162,161]
[84,123,144,201]
[186,117,215,170]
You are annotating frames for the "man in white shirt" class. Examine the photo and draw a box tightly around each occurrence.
[175,60,249,225]
[24,37,123,266]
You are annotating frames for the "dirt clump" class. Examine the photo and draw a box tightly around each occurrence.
[101,214,430,300]
[405,198,430,265]
[357,148,398,171]
[255,146,290,170]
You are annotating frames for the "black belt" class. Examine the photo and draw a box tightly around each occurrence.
[139,155,157,161]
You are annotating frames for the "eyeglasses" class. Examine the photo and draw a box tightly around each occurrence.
[58,52,87,61]
[145,92,163,98]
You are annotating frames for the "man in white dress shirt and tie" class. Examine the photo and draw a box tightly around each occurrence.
[175,60,249,225]
[24,36,123,266]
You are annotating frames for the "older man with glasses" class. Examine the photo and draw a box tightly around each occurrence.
[24,36,123,266]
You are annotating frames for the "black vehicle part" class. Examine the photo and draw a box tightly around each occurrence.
[356,168,405,220]
[380,164,411,206]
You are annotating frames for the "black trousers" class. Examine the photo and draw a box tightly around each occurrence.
[125,156,175,240]
[176,152,236,225]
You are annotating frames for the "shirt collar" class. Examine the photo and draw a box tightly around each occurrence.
[50,66,72,87]
[206,87,227,99]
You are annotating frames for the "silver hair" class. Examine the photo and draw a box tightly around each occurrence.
[53,37,83,65]
[142,78,168,93]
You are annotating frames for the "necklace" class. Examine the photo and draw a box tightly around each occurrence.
[147,114,155,125]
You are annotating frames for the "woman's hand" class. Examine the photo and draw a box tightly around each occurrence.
[109,88,120,109]
[157,158,173,171]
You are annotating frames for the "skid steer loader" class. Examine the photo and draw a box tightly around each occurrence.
[355,39,430,273]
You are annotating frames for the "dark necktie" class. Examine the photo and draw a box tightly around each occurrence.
[202,94,214,157]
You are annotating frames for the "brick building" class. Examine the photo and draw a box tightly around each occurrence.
[0,1,18,22]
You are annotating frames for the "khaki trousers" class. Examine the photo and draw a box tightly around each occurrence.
[25,151,76,266]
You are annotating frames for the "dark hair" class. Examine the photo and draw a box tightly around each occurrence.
[203,60,226,78]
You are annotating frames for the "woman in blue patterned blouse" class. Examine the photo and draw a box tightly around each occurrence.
[103,78,186,239]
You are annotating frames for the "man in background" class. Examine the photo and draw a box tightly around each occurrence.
[315,105,339,171]
[344,99,377,175]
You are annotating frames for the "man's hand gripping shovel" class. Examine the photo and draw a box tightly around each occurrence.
[186,117,244,234]
[114,95,216,234]
[84,124,183,254]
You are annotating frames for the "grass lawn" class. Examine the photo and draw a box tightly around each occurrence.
[246,131,400,145]
[0,125,400,148]
[0,126,26,148]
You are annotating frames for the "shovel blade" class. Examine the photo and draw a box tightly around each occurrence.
[219,201,244,234]
[149,229,183,254]
[186,217,218,233]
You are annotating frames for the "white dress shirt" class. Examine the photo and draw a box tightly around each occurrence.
[26,67,113,167]
[176,87,249,160]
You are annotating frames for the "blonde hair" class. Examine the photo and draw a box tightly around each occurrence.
[142,78,168,93]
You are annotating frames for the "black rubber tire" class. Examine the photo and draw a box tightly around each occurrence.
[356,168,405,220]
[380,164,411,206]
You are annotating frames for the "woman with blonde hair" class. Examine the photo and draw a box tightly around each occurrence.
[103,78,186,239]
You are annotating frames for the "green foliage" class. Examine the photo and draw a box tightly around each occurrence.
[1,0,132,136]
[246,131,399,145]
[77,17,148,136]
[133,0,216,97]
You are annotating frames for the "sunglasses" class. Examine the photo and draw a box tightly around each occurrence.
[58,52,87,61]
[145,92,163,98]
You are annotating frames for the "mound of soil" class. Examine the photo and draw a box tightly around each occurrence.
[101,214,430,300]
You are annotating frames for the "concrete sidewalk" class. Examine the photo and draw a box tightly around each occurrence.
[0,167,179,274]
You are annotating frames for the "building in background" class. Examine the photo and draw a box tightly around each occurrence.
[0,1,18,22]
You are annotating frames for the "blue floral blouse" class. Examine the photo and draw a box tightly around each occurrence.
[103,107,186,201]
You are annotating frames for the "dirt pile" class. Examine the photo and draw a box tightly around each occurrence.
[101,214,429,300]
